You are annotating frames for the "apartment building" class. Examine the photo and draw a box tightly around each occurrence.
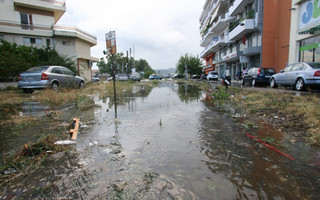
[289,0,320,64]
[0,0,98,81]
[200,0,291,80]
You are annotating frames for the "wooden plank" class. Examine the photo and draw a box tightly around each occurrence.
[70,118,80,140]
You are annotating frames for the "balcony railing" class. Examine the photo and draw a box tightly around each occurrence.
[229,0,254,17]
[243,46,261,56]
[229,19,254,41]
[0,20,97,42]
[0,19,52,31]
[14,0,66,7]
[53,25,97,41]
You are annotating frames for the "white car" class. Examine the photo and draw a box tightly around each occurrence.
[207,71,219,81]
[117,74,128,81]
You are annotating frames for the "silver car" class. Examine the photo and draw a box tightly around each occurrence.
[19,66,85,93]
[207,71,219,81]
[270,62,320,91]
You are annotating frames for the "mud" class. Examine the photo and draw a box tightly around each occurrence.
[0,81,319,199]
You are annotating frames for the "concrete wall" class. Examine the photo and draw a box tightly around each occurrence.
[262,0,291,72]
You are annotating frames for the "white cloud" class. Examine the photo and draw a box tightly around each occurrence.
[58,0,205,69]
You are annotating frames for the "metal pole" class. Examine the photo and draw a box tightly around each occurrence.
[112,54,117,118]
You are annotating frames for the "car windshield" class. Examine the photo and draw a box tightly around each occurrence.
[307,63,320,69]
[26,66,49,73]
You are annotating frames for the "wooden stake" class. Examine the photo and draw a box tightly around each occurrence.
[70,118,80,140]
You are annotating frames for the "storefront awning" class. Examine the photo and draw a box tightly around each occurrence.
[298,25,320,35]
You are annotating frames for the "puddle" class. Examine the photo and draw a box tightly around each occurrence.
[1,82,319,199]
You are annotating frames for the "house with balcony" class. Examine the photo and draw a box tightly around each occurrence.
[0,0,98,81]
[200,0,291,80]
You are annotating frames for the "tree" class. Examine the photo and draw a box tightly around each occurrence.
[0,40,76,80]
[97,57,111,74]
[176,54,202,76]
[100,53,155,77]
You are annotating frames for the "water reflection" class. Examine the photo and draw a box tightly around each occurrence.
[175,82,202,103]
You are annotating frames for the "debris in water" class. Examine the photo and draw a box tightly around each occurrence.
[232,113,241,118]
[89,141,99,146]
[70,118,80,140]
[54,140,76,145]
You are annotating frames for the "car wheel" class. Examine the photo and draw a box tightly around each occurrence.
[51,82,59,92]
[79,81,85,89]
[251,79,256,86]
[270,78,278,88]
[23,88,34,94]
[295,78,305,91]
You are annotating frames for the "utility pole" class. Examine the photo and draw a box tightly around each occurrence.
[185,54,188,80]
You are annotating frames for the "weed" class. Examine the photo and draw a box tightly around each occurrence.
[261,137,275,145]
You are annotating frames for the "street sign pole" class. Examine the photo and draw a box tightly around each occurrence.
[106,31,117,118]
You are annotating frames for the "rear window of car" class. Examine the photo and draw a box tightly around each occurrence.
[307,63,320,69]
[264,68,276,74]
[26,66,49,73]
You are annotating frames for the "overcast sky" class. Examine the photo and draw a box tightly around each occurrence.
[57,0,205,70]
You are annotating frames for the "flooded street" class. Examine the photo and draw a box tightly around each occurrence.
[1,81,320,199]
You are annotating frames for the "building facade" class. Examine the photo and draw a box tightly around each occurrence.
[0,0,98,81]
[200,0,291,80]
[289,0,320,64]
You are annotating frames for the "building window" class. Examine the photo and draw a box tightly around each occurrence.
[23,37,42,45]
[36,38,42,45]
[299,35,320,62]
[20,13,33,30]
[46,39,51,47]
[62,41,71,46]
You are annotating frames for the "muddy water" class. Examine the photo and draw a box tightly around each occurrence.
[2,81,320,199]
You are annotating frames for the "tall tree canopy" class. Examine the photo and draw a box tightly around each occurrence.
[176,54,202,75]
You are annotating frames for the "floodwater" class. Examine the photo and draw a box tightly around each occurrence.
[1,81,320,199]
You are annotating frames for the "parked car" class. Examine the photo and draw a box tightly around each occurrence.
[172,74,184,79]
[149,74,162,80]
[18,66,85,93]
[192,74,201,79]
[201,74,207,80]
[207,71,219,81]
[242,67,276,86]
[270,62,320,91]
[92,77,100,82]
[129,73,141,82]
[117,74,129,81]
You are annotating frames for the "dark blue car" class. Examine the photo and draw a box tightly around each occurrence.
[242,67,276,86]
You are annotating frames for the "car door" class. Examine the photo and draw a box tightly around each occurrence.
[277,65,293,85]
[50,67,65,86]
[61,67,75,87]
[288,63,303,85]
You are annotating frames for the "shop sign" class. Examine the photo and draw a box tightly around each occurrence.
[222,52,237,61]
[300,0,320,30]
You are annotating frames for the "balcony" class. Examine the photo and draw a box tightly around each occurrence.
[229,0,254,17]
[201,37,226,58]
[14,0,66,22]
[229,19,254,41]
[0,19,52,36]
[200,0,229,33]
[53,25,97,46]
[243,46,261,56]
